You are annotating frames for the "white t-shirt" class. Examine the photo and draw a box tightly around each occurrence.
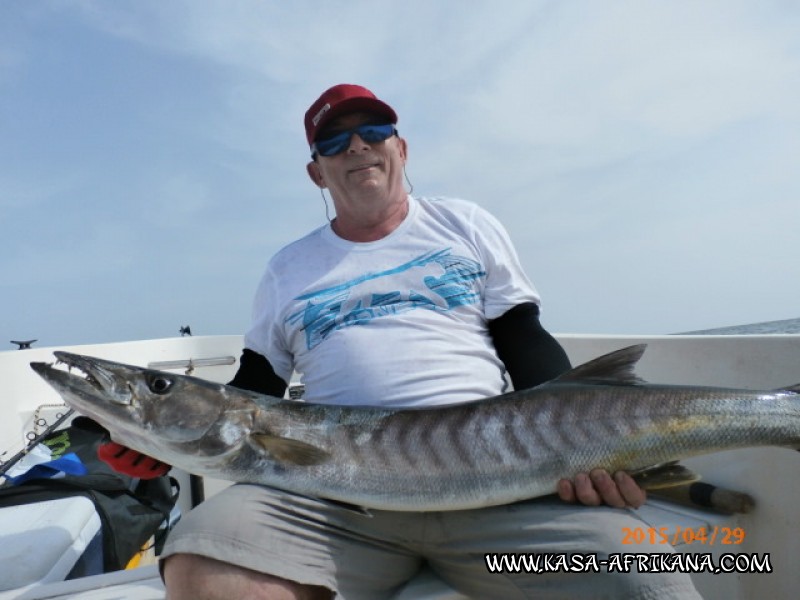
[244,196,540,407]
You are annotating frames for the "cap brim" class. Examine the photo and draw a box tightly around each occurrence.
[312,98,397,142]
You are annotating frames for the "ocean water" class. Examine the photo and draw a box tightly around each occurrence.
[680,317,800,335]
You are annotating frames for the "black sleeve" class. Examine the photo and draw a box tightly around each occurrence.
[228,348,288,397]
[488,302,572,391]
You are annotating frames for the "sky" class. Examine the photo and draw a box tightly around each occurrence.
[2,0,799,349]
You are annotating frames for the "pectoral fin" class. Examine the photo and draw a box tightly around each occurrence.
[250,433,330,466]
[628,462,700,490]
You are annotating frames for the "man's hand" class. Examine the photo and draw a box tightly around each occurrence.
[557,469,646,508]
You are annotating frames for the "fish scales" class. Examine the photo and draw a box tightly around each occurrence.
[287,390,761,500]
[29,345,800,511]
[249,387,797,509]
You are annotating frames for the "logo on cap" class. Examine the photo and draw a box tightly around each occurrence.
[312,103,331,127]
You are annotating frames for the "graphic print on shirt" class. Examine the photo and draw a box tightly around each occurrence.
[287,248,486,350]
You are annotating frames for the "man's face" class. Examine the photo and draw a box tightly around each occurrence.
[307,112,407,206]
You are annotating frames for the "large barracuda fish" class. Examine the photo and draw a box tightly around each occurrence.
[30,345,799,511]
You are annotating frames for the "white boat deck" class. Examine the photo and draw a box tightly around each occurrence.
[0,565,165,600]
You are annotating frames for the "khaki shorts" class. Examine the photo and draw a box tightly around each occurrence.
[161,484,700,599]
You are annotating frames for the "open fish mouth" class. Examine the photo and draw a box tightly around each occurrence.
[31,352,134,406]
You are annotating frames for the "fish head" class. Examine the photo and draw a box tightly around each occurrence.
[30,352,240,452]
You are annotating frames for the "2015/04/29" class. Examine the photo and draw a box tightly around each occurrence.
[621,526,746,546]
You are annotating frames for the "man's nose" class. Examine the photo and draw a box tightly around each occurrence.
[347,132,370,153]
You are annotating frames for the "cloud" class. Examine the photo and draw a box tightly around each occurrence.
[0,174,82,213]
[430,1,799,173]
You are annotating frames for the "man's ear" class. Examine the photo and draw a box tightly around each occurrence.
[397,136,408,164]
[307,161,325,188]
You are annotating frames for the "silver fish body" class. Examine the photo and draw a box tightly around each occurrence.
[30,345,800,511]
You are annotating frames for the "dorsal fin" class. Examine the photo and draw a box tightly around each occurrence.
[553,344,647,386]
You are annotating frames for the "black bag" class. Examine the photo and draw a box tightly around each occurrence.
[0,422,178,572]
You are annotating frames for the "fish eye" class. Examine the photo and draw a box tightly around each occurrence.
[148,375,173,395]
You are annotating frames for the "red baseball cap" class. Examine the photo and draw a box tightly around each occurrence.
[304,84,398,146]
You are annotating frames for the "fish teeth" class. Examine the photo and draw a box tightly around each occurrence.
[54,359,100,388]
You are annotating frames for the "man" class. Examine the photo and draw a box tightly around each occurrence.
[103,84,699,599]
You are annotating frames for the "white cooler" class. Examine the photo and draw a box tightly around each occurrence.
[0,496,102,592]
